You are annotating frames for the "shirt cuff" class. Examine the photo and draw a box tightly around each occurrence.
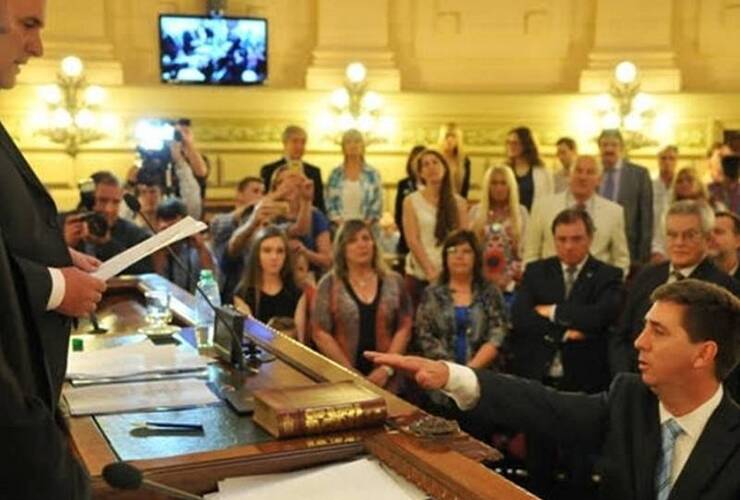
[441,362,481,411]
[549,305,557,322]
[47,267,66,311]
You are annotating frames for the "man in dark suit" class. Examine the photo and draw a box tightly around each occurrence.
[709,210,740,281]
[510,208,623,496]
[598,129,653,268]
[260,125,326,213]
[368,279,740,500]
[0,0,103,496]
[611,200,739,375]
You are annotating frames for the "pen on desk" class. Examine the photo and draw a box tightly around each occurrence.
[144,421,204,431]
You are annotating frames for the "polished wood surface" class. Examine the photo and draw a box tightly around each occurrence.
[67,275,537,499]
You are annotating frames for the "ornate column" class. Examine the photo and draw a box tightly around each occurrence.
[306,0,400,91]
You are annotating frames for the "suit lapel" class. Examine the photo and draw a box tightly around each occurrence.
[669,396,740,500]
[634,394,662,500]
[568,256,596,300]
[546,258,566,302]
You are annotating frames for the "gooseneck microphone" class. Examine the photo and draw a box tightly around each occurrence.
[123,193,247,371]
[102,462,203,499]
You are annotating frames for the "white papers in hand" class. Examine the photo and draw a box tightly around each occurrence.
[64,378,218,416]
[67,341,211,381]
[204,457,427,500]
[92,216,207,280]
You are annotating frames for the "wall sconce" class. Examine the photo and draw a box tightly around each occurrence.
[315,62,395,144]
[30,56,118,157]
[590,60,674,150]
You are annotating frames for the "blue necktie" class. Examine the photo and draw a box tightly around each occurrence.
[602,167,617,201]
[656,418,683,500]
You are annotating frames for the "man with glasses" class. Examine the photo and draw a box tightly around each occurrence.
[611,200,738,375]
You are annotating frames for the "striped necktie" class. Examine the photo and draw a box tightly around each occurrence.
[602,167,617,201]
[655,418,683,500]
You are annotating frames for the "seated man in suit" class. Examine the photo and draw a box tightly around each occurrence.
[367,279,740,500]
[598,129,653,269]
[510,207,623,495]
[710,210,740,281]
[611,200,739,375]
[260,125,325,214]
[524,154,630,276]
[67,171,154,275]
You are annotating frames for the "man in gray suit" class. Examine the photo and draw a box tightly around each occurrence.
[598,129,654,269]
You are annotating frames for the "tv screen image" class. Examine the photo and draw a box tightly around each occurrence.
[159,15,268,85]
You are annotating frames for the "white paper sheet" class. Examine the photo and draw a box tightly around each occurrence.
[64,378,219,416]
[67,341,211,380]
[92,216,207,280]
[204,457,427,500]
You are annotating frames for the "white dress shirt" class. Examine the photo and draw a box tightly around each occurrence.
[47,267,65,310]
[658,385,723,486]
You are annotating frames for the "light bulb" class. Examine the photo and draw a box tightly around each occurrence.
[38,84,62,105]
[632,92,653,113]
[345,62,366,84]
[84,85,106,106]
[357,113,374,132]
[602,112,620,129]
[51,108,72,129]
[61,56,83,78]
[623,113,642,132]
[75,109,96,129]
[362,91,382,111]
[614,61,637,84]
[330,88,350,109]
[595,94,613,112]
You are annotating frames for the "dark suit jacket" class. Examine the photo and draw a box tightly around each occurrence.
[611,259,740,375]
[0,229,90,499]
[260,158,326,214]
[509,256,623,392]
[616,161,653,264]
[393,177,417,254]
[470,372,740,500]
[0,121,72,403]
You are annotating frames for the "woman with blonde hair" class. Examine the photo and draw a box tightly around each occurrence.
[651,165,711,261]
[403,149,468,307]
[469,164,529,290]
[325,129,383,229]
[312,220,412,389]
[438,123,471,198]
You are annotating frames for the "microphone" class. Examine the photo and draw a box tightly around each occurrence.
[102,462,203,499]
[123,193,248,371]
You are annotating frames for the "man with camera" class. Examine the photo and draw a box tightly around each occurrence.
[64,171,154,275]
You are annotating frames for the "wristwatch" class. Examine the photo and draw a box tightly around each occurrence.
[382,365,395,377]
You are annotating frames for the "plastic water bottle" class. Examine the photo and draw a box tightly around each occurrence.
[195,269,221,348]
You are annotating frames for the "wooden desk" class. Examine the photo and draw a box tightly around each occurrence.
[67,275,536,499]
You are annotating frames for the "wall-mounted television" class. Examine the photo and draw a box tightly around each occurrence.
[158,14,268,86]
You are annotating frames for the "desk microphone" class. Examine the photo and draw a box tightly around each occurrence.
[123,193,247,371]
[102,462,203,500]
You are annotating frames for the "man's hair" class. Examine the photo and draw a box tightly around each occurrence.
[658,145,679,156]
[715,210,740,235]
[556,137,577,151]
[551,207,595,237]
[651,279,740,380]
[282,125,306,143]
[237,176,263,192]
[91,171,120,188]
[597,129,624,145]
[136,166,165,189]
[156,198,187,221]
[664,199,715,235]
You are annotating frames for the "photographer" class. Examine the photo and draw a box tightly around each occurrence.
[220,169,313,301]
[119,165,164,228]
[64,171,153,275]
[172,119,209,205]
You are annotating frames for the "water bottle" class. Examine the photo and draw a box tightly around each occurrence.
[195,269,221,348]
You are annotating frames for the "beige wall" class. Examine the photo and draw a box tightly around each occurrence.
[1,0,740,212]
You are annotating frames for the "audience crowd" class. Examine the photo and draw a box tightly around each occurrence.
[62,122,740,499]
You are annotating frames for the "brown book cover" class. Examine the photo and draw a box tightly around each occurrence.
[252,381,388,438]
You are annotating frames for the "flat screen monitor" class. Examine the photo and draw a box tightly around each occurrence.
[158,14,268,85]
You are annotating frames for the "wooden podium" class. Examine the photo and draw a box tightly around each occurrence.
[66,275,536,499]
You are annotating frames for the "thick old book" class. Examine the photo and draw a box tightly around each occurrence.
[252,381,388,438]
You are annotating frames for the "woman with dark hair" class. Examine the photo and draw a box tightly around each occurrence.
[438,123,471,198]
[402,149,468,307]
[233,225,304,335]
[505,126,553,211]
[415,229,508,370]
[394,144,426,256]
[312,220,412,389]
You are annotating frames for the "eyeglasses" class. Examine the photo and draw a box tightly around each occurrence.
[666,229,703,242]
[446,246,474,256]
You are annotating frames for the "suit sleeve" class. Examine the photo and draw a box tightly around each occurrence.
[611,205,631,276]
[467,371,608,449]
[554,266,624,335]
[511,266,563,345]
[12,255,53,315]
[638,168,654,262]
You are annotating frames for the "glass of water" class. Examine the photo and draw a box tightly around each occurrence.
[142,289,176,334]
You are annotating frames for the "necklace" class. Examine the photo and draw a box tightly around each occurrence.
[349,272,375,288]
